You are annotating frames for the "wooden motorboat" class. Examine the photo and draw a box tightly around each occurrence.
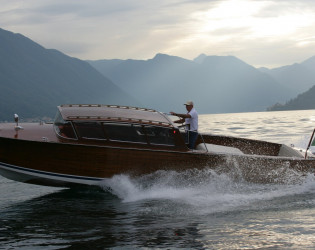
[0,104,314,188]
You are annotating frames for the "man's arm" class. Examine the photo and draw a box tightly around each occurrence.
[173,118,185,124]
[170,112,191,119]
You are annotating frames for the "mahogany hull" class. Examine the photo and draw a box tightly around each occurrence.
[1,136,315,187]
[0,136,216,187]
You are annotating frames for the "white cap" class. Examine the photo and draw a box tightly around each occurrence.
[184,101,194,106]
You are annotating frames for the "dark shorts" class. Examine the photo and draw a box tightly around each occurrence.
[187,131,198,149]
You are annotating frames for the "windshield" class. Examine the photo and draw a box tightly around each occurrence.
[54,111,77,139]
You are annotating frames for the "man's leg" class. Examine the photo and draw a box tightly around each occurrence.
[188,131,198,149]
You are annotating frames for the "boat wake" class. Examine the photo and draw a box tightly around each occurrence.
[100,167,315,215]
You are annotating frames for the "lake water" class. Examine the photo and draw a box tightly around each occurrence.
[1,110,315,249]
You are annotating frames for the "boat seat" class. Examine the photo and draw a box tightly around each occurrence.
[196,143,244,155]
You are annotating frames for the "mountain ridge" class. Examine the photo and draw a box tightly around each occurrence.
[0,28,137,121]
[267,85,315,111]
[88,54,293,114]
[1,27,315,120]
[259,58,315,94]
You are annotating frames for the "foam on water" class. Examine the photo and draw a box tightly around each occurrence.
[100,168,315,215]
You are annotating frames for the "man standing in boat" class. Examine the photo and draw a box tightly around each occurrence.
[170,101,198,149]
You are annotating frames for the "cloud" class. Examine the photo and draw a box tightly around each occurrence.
[1,0,315,67]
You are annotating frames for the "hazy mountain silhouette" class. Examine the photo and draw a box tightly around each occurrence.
[2,27,313,119]
[267,84,315,111]
[0,28,137,121]
[193,53,207,64]
[89,54,293,113]
[261,56,315,111]
[259,56,315,94]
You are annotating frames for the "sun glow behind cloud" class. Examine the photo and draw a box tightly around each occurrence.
[2,0,315,67]
[167,0,315,67]
[189,1,312,46]
[296,36,315,47]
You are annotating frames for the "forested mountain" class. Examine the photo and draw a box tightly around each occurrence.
[0,28,137,121]
[267,85,315,111]
[261,56,315,111]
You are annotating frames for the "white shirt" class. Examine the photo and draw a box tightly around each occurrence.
[185,108,198,131]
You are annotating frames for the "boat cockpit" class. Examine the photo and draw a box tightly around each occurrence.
[53,104,187,150]
[52,104,305,157]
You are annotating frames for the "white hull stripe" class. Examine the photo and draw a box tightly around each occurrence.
[0,161,103,182]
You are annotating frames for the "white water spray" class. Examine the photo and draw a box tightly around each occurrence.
[100,168,315,214]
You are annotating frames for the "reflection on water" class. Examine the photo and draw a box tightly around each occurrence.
[1,110,315,249]
[1,188,205,249]
[2,169,315,249]
[200,109,315,146]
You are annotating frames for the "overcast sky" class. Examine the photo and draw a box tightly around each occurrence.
[2,0,315,68]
